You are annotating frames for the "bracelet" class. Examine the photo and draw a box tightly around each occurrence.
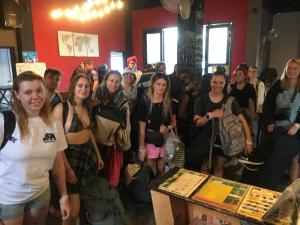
[246,140,253,145]
[59,194,68,205]
[138,148,146,153]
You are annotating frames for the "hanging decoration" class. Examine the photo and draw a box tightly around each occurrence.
[51,0,124,21]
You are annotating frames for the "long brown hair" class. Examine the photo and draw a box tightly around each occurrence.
[280,59,300,91]
[147,73,171,118]
[67,74,92,109]
[12,71,51,140]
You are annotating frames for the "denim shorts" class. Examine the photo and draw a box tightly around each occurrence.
[0,187,50,221]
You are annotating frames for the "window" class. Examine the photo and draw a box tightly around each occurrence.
[110,51,124,73]
[144,27,178,74]
[203,23,232,75]
[0,48,15,85]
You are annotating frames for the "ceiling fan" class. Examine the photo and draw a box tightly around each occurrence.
[160,0,194,20]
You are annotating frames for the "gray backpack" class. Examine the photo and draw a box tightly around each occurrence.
[219,97,245,156]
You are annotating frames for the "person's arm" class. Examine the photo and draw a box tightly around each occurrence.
[238,114,253,154]
[256,81,265,113]
[89,129,104,171]
[52,151,71,220]
[138,121,146,161]
[92,80,99,93]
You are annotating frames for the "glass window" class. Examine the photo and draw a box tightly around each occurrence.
[208,27,228,64]
[146,33,161,64]
[0,48,13,84]
[163,27,178,74]
[144,27,178,74]
[110,51,124,73]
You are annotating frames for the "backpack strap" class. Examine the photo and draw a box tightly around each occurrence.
[62,101,69,128]
[144,96,153,126]
[1,110,16,151]
[223,96,234,114]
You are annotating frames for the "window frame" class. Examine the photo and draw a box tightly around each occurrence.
[143,28,163,67]
[204,23,232,75]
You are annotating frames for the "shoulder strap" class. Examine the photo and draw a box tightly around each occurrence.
[291,88,298,104]
[57,92,65,103]
[224,96,234,113]
[1,110,16,151]
[62,101,69,127]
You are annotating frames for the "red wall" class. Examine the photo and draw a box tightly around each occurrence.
[31,0,125,91]
[132,7,177,70]
[204,0,249,75]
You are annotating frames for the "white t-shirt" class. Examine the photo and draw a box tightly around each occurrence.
[0,114,68,205]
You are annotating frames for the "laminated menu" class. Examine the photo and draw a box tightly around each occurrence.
[192,176,249,213]
[159,169,208,198]
[236,186,281,221]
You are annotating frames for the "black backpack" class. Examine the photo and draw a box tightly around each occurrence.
[0,110,16,151]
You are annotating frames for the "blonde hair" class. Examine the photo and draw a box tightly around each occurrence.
[280,59,300,91]
[147,74,172,119]
[12,71,51,140]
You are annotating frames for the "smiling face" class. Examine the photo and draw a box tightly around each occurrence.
[74,77,91,100]
[234,69,246,83]
[285,61,300,80]
[105,73,122,94]
[15,79,46,116]
[153,78,168,96]
[210,75,225,94]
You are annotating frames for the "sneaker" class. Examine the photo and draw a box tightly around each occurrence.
[241,163,260,172]
[238,158,264,166]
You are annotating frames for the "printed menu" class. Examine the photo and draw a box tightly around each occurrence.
[237,186,281,221]
[192,176,249,213]
[159,169,208,198]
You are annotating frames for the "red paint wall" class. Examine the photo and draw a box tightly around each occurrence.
[132,7,177,70]
[204,0,249,75]
[31,0,125,91]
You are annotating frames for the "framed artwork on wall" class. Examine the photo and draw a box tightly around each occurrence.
[57,31,74,56]
[73,32,88,57]
[86,34,99,57]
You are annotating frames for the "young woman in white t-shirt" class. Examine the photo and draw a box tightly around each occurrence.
[0,71,70,224]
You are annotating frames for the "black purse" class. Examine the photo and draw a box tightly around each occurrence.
[273,89,297,121]
[145,130,164,147]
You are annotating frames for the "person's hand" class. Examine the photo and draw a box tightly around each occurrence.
[245,144,253,154]
[211,109,224,118]
[116,128,123,139]
[60,199,71,220]
[160,125,169,134]
[267,124,275,133]
[138,147,146,161]
[288,124,299,136]
[66,168,77,184]
[97,157,104,170]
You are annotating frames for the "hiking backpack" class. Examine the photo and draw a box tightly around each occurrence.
[219,97,245,156]
[0,110,16,151]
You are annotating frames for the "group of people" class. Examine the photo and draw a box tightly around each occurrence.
[192,59,300,191]
[0,55,299,225]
